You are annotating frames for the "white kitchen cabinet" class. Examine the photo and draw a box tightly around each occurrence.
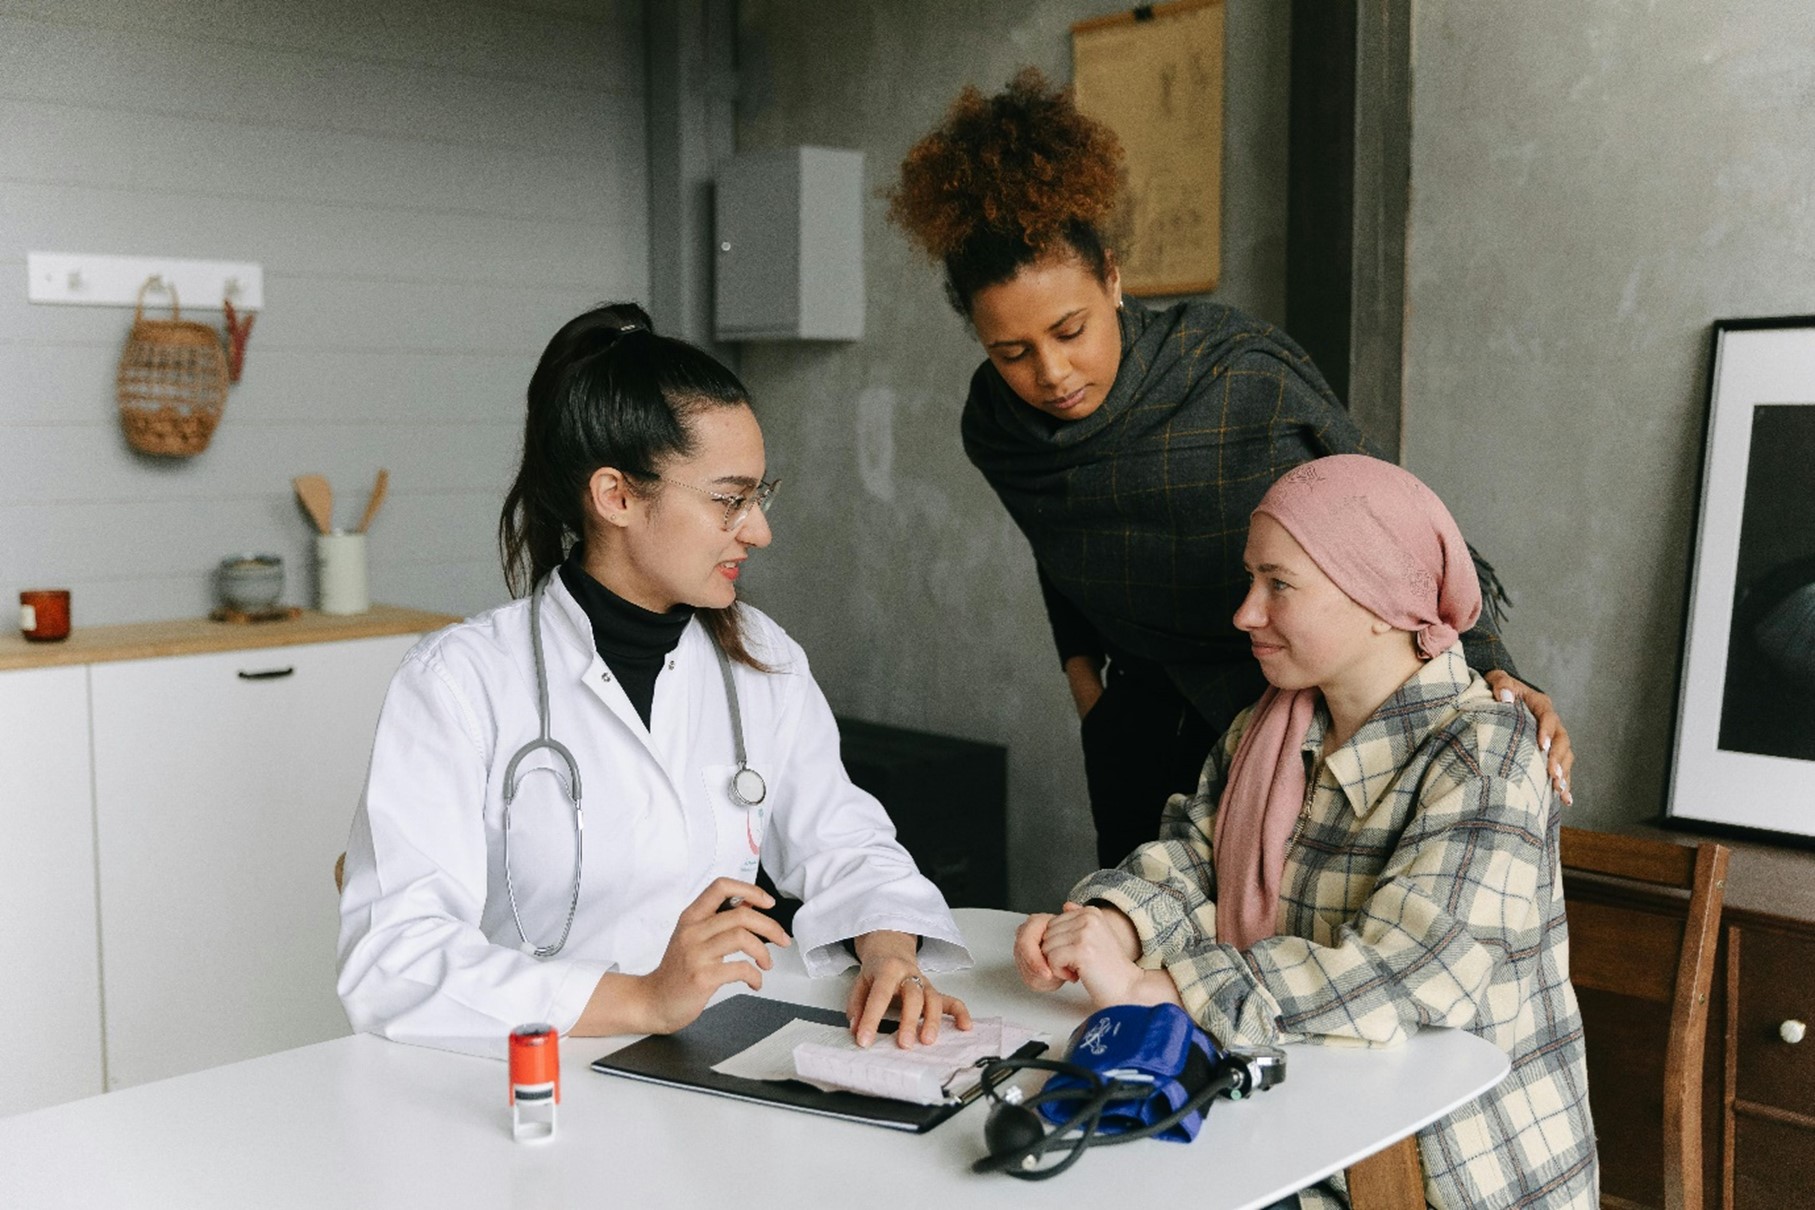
[0,605,453,1113]
[0,666,105,1116]
[88,634,417,1091]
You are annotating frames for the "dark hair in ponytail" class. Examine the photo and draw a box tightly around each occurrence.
[498,302,771,670]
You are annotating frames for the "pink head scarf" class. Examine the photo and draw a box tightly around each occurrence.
[1212,455,1482,949]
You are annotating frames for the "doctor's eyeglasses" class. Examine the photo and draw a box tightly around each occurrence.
[656,476,781,531]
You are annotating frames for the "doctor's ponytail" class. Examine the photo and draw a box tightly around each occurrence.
[499,303,770,670]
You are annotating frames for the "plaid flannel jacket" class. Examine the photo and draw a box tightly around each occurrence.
[1073,648,1596,1209]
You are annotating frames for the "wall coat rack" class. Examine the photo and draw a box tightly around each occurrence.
[26,252,264,310]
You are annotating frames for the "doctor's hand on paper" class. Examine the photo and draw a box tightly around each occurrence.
[632,878,792,1035]
[846,930,973,1050]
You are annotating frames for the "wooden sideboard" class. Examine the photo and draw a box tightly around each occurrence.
[1568,829,1815,1209]
[1722,900,1815,1207]
[0,603,454,671]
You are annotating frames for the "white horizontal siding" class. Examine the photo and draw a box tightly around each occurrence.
[0,0,648,625]
[1,98,644,222]
[0,1,642,93]
[0,344,531,426]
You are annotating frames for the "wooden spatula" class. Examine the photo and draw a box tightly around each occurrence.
[357,468,390,534]
[292,474,334,534]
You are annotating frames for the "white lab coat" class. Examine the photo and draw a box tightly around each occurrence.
[336,577,970,1053]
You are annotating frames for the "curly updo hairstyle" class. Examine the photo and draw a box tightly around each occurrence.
[887,68,1124,316]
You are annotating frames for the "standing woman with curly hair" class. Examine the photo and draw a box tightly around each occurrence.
[888,71,1575,867]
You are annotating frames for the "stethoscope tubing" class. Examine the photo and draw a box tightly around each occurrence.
[503,577,586,959]
[503,574,767,958]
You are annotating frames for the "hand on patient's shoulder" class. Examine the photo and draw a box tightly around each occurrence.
[1483,669,1574,806]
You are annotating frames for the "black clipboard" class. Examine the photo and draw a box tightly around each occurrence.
[589,995,1046,1133]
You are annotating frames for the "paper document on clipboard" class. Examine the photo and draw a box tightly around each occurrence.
[591,996,1047,1132]
[712,1016,1045,1106]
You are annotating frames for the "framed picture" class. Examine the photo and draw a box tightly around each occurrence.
[1072,0,1224,296]
[1668,317,1815,837]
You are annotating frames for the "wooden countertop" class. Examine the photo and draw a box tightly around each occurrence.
[0,604,460,671]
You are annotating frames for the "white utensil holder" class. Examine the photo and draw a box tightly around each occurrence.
[316,532,369,615]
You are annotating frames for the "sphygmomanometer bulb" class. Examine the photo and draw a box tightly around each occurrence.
[983,1103,1049,1170]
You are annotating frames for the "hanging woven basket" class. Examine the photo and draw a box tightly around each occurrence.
[116,280,229,457]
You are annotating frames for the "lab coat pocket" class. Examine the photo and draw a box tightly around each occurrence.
[701,763,769,882]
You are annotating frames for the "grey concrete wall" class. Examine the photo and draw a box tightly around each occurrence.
[1402,2,1815,831]
[1,0,647,624]
[730,0,1295,909]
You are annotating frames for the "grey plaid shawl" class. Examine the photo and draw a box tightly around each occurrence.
[963,298,1519,729]
[963,298,1374,728]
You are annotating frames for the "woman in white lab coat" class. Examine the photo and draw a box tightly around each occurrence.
[336,304,972,1053]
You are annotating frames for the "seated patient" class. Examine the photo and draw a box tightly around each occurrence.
[338,304,970,1054]
[1015,455,1596,1209]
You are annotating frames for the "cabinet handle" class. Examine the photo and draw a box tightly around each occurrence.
[1782,1019,1807,1044]
[237,667,295,681]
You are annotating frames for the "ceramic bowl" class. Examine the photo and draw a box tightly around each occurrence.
[217,554,285,612]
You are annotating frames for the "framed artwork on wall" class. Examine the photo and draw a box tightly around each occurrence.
[1071,0,1224,297]
[1668,317,1815,838]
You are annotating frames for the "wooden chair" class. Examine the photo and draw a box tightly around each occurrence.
[1346,1134,1428,1208]
[1561,827,1729,1210]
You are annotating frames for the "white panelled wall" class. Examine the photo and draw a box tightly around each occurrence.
[0,0,649,623]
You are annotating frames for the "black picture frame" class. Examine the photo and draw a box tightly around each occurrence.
[1667,317,1815,838]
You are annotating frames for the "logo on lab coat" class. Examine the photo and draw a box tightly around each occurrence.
[740,802,769,875]
[705,764,768,877]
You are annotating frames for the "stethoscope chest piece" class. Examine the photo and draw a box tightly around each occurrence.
[713,634,767,809]
[730,765,767,807]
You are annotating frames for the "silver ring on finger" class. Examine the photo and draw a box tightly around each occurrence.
[901,974,924,989]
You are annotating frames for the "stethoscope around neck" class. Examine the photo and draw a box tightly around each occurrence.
[500,575,767,959]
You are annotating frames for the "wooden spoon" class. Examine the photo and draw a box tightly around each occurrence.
[357,468,390,534]
[292,474,334,534]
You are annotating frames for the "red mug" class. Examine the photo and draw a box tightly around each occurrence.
[19,589,71,642]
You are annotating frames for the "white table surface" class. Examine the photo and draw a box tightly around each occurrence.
[0,908,1508,1209]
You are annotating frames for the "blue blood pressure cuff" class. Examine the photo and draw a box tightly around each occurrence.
[973,1003,1283,1179]
[1038,1003,1222,1143]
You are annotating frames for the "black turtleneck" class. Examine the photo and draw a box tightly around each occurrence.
[559,560,694,729]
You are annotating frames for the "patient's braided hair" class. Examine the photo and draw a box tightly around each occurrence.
[887,68,1124,315]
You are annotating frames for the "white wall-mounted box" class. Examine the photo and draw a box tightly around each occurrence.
[714,146,863,342]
